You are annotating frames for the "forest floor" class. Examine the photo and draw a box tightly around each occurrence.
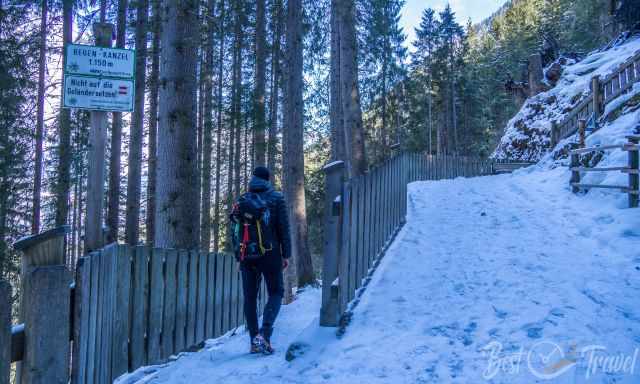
[117,166,640,383]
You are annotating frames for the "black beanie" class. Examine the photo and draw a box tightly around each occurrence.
[253,166,270,181]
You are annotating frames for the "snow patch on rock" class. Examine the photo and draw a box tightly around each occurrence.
[493,35,640,161]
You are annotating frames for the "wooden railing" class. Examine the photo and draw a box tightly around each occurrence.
[320,154,494,327]
[3,239,267,384]
[570,135,640,208]
[552,50,640,145]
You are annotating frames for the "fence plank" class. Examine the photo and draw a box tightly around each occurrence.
[175,250,189,352]
[72,257,91,384]
[229,256,239,328]
[235,262,243,328]
[162,249,178,359]
[205,252,216,339]
[186,250,198,348]
[130,246,149,370]
[384,162,390,244]
[349,177,359,299]
[147,248,165,364]
[112,245,131,379]
[0,280,11,384]
[87,252,100,384]
[100,245,116,384]
[372,168,380,263]
[339,181,352,314]
[93,251,105,384]
[221,255,232,333]
[213,253,225,337]
[196,251,207,343]
[362,172,371,276]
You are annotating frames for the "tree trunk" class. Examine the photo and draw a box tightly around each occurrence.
[32,0,47,234]
[232,2,243,198]
[200,0,216,252]
[124,0,148,245]
[154,0,200,250]
[338,0,366,177]
[107,0,129,243]
[267,0,282,181]
[253,0,267,166]
[213,0,225,253]
[329,0,345,162]
[55,0,73,227]
[146,0,161,245]
[284,0,314,289]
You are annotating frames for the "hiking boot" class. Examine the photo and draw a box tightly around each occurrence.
[262,339,274,355]
[250,335,265,354]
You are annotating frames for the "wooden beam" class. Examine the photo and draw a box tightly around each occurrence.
[570,166,629,172]
[570,144,624,155]
[571,182,631,191]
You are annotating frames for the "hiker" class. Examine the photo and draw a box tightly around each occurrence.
[230,166,291,355]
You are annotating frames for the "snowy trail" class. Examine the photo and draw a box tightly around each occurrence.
[119,168,640,383]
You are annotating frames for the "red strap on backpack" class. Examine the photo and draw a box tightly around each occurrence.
[240,223,250,261]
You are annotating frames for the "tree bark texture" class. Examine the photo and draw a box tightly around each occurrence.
[154,0,200,250]
[54,0,73,227]
[253,0,267,166]
[284,0,314,288]
[200,0,216,251]
[337,0,367,177]
[146,0,161,245]
[32,0,47,234]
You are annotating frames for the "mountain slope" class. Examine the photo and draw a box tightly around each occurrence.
[493,34,640,161]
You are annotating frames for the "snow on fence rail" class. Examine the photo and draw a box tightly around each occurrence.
[3,236,267,384]
[570,135,640,208]
[320,153,494,327]
[552,50,640,145]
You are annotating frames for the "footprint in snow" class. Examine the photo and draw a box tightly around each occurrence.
[492,306,508,319]
[522,322,544,339]
[594,214,615,225]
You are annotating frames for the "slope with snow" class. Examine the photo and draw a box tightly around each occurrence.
[117,165,640,383]
[493,35,640,161]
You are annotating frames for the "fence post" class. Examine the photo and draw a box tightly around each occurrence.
[570,152,581,193]
[320,161,345,327]
[550,121,558,148]
[591,76,601,124]
[13,226,71,384]
[578,119,586,148]
[22,266,71,384]
[628,136,639,208]
[0,279,10,384]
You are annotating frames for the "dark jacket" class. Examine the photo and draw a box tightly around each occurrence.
[246,177,291,265]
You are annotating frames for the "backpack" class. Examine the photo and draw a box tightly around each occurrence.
[230,192,274,262]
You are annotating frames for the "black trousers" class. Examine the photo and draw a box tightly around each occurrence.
[241,259,284,341]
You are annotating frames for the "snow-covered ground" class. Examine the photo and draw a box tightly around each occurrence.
[117,165,640,383]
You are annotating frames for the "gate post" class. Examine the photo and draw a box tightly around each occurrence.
[570,152,581,193]
[13,226,71,384]
[320,161,344,327]
[628,136,639,208]
[591,76,601,124]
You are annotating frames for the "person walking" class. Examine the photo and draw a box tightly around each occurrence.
[230,166,291,354]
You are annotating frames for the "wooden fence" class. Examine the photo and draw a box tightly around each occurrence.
[72,244,268,384]
[552,50,640,144]
[3,239,268,384]
[320,153,494,326]
[570,135,640,208]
